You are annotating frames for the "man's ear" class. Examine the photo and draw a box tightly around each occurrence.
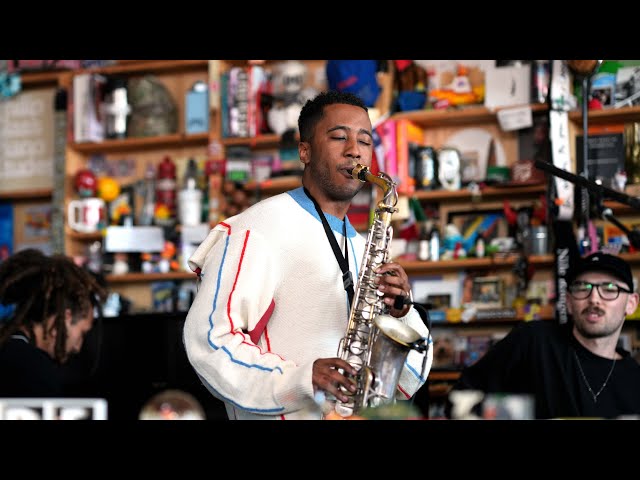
[299,141,310,166]
[566,298,574,316]
[626,293,640,316]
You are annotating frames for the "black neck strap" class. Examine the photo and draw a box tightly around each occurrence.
[304,187,354,308]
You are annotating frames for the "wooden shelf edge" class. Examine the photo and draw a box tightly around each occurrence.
[391,103,548,127]
[433,315,554,326]
[106,272,197,283]
[391,103,640,129]
[243,175,302,194]
[66,229,103,241]
[19,71,65,88]
[410,184,546,202]
[429,370,461,382]
[76,60,209,76]
[0,188,53,200]
[69,132,209,154]
[568,104,640,124]
[398,253,554,273]
[222,133,282,148]
[19,61,209,89]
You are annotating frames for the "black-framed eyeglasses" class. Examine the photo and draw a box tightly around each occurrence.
[567,281,633,301]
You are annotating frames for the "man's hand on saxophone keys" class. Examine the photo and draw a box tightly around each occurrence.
[312,357,357,403]
[374,262,412,317]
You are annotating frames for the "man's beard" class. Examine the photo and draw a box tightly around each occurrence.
[574,314,623,339]
[309,161,362,202]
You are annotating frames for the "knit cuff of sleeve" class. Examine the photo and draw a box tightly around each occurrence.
[273,361,317,412]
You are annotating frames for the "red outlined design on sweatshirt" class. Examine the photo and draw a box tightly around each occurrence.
[201,222,286,415]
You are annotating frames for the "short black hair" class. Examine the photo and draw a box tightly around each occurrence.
[297,90,368,143]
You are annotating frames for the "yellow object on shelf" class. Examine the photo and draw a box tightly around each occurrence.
[97,176,120,203]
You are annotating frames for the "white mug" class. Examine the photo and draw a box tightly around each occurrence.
[68,197,106,233]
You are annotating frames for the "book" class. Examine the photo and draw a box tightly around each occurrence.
[0,203,13,262]
[73,73,105,143]
[396,119,425,194]
[575,124,625,190]
[227,67,250,138]
[375,119,397,181]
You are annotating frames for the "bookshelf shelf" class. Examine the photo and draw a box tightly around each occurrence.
[105,272,197,283]
[568,105,640,125]
[391,103,549,128]
[0,188,53,201]
[69,132,209,154]
[398,254,555,274]
[410,184,546,202]
[78,60,209,76]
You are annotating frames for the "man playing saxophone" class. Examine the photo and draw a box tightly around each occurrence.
[183,90,432,420]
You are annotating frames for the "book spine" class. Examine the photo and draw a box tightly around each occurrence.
[396,119,424,194]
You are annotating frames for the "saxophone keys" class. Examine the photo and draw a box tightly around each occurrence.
[348,341,365,356]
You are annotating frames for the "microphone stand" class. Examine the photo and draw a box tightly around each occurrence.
[535,160,640,249]
[565,60,603,253]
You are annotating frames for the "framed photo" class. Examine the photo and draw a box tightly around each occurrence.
[426,293,452,310]
[615,65,640,107]
[411,276,461,309]
[471,276,503,309]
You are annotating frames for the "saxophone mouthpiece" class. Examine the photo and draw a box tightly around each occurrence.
[350,164,368,182]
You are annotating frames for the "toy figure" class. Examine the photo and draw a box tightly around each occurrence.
[74,169,98,198]
[266,61,318,135]
[393,60,427,112]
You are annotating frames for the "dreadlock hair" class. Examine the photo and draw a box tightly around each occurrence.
[297,90,368,143]
[0,249,107,363]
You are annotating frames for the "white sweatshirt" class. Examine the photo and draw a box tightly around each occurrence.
[183,187,432,420]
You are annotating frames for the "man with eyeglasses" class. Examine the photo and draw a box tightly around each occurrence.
[447,252,640,419]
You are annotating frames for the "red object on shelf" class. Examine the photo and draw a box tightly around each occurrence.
[74,169,98,198]
[155,156,177,223]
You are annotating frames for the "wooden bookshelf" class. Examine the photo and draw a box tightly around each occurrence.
[0,188,53,201]
[105,272,197,283]
[69,132,209,154]
[398,254,555,275]
[392,103,549,128]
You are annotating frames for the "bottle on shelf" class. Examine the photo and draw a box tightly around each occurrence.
[475,232,486,258]
[429,223,441,262]
[418,221,431,261]
[155,156,177,227]
[139,162,156,226]
[178,158,203,227]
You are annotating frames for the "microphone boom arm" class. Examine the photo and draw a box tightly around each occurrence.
[534,160,640,211]
[535,160,640,249]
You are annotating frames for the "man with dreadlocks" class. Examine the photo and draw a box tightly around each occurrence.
[0,249,106,397]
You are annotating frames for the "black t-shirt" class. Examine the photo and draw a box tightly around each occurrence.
[0,336,64,398]
[451,321,640,419]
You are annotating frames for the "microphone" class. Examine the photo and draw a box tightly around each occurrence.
[534,160,640,211]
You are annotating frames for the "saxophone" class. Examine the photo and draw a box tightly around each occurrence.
[334,164,426,418]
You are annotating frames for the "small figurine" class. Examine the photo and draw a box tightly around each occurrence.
[615,169,628,192]
[113,253,129,275]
